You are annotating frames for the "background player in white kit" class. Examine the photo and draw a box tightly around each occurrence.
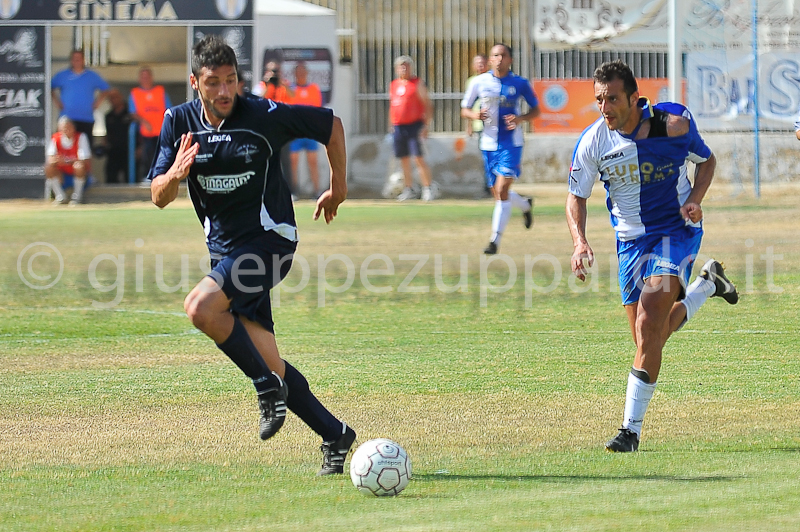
[566,60,739,452]
[461,43,539,254]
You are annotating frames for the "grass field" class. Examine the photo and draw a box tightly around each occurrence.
[1,184,799,531]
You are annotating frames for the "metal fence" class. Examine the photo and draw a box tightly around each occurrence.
[305,0,667,133]
[534,50,669,80]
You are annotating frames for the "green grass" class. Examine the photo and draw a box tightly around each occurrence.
[1,190,799,531]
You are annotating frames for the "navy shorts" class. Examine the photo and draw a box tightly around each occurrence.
[393,121,426,158]
[208,233,297,333]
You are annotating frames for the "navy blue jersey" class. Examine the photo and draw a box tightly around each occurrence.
[148,97,333,256]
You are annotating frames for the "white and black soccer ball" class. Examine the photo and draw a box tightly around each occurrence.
[349,438,412,496]
[381,171,405,199]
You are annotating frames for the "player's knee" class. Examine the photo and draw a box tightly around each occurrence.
[184,292,212,330]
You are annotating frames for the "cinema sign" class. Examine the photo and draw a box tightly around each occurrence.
[2,0,252,23]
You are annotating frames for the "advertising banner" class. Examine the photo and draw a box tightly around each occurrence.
[0,25,46,178]
[194,25,253,85]
[0,0,252,23]
[686,51,800,131]
[533,78,675,133]
[535,0,800,51]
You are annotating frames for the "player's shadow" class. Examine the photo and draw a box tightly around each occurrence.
[413,473,740,483]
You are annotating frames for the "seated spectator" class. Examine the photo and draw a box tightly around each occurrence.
[44,116,91,205]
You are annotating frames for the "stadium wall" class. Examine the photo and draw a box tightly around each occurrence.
[348,132,799,198]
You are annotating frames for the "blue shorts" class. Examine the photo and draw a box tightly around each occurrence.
[393,122,425,158]
[290,138,318,152]
[482,146,522,187]
[617,225,703,305]
[208,233,297,333]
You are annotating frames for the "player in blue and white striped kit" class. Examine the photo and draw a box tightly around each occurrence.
[149,36,355,475]
[461,43,540,255]
[566,60,739,452]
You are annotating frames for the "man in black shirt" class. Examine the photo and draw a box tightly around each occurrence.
[103,88,132,184]
[149,36,354,475]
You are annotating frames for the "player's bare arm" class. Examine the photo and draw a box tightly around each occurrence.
[314,116,348,224]
[566,193,595,281]
[151,132,199,209]
[504,105,541,129]
[461,107,481,121]
[665,113,690,136]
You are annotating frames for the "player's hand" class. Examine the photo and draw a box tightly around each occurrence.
[313,189,345,224]
[681,202,703,223]
[170,132,198,181]
[571,242,595,282]
[504,114,517,130]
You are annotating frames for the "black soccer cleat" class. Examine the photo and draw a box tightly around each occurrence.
[257,372,288,441]
[523,197,534,229]
[484,241,498,255]
[699,259,739,305]
[605,427,640,453]
[317,424,357,476]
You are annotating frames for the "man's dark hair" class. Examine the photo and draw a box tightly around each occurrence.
[594,60,638,97]
[494,43,512,58]
[191,35,238,77]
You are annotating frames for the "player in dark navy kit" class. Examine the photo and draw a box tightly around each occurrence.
[149,36,355,475]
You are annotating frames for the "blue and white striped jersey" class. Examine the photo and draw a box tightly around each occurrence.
[460,71,539,151]
[568,99,712,242]
[148,97,333,256]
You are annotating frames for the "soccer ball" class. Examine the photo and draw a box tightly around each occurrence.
[349,438,412,496]
[381,171,405,198]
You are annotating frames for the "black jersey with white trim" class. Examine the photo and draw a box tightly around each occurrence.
[148,97,333,256]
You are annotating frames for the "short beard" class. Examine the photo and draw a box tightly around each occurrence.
[198,87,232,122]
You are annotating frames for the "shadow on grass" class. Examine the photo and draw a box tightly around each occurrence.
[414,473,741,483]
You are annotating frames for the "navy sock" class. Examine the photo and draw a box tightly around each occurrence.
[216,318,277,393]
[283,361,342,441]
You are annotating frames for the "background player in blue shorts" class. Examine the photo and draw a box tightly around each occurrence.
[566,60,739,452]
[148,36,354,475]
[460,43,539,254]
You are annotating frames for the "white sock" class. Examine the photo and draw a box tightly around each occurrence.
[47,178,65,201]
[678,275,716,329]
[621,371,657,437]
[509,190,530,211]
[490,199,512,244]
[71,177,85,202]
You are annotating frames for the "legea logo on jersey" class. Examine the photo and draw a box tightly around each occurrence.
[197,171,254,193]
[208,133,232,143]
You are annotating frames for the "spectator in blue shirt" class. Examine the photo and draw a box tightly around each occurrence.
[51,49,109,150]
